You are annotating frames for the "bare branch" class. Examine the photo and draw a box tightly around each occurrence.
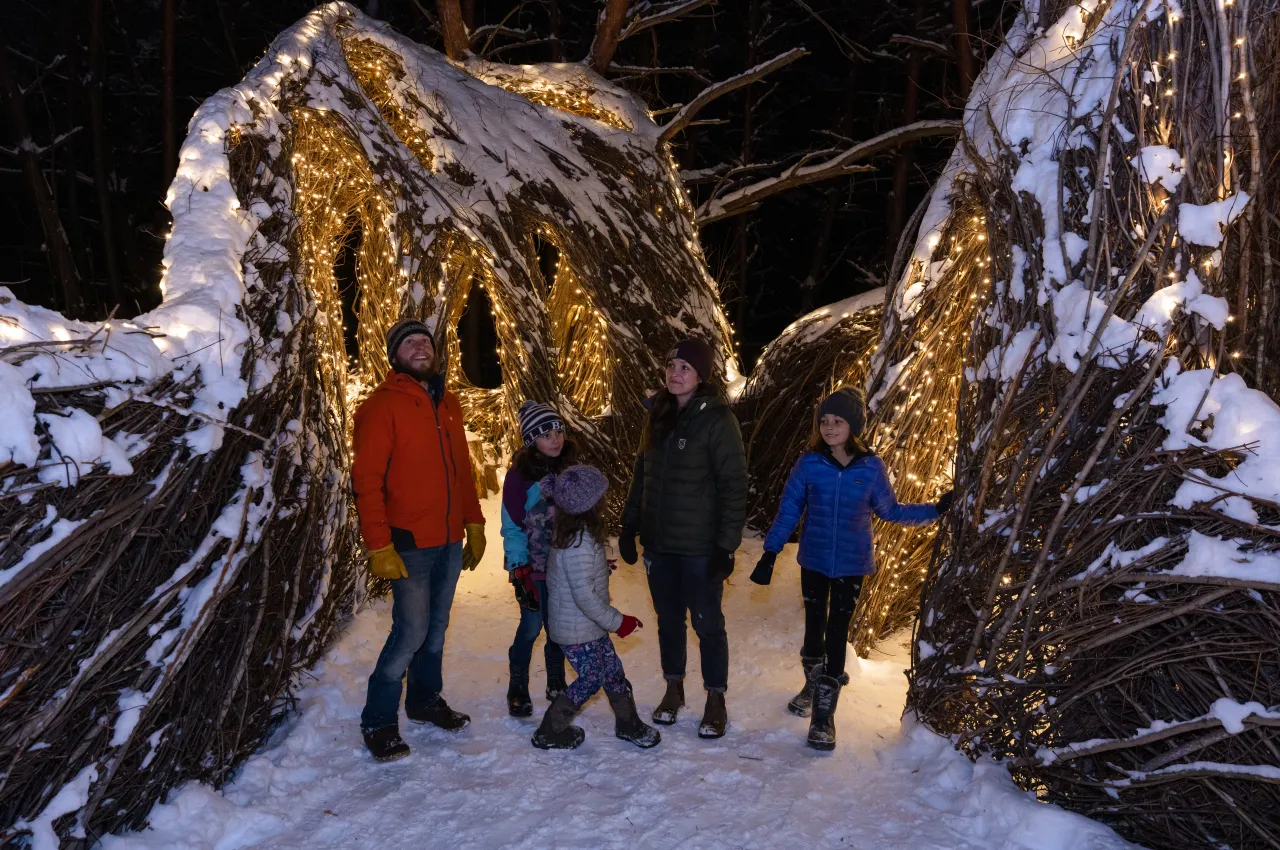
[620,0,716,41]
[608,63,712,83]
[469,24,532,45]
[695,119,960,226]
[658,47,808,143]
[889,34,954,59]
[589,0,631,75]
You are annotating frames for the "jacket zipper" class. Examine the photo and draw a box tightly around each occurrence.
[430,390,453,545]
[831,462,843,576]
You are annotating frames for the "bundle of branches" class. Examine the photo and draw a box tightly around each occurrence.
[0,2,733,843]
[897,1,1280,847]
[852,189,983,652]
[735,290,882,529]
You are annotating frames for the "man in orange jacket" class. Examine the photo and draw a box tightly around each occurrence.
[353,318,486,762]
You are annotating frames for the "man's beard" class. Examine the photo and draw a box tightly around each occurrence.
[394,358,436,382]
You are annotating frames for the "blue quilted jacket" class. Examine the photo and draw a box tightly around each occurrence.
[763,451,938,578]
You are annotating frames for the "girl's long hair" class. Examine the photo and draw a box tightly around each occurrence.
[642,384,707,451]
[551,501,606,549]
[513,434,579,480]
[806,406,871,458]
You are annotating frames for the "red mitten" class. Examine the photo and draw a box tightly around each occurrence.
[616,615,642,638]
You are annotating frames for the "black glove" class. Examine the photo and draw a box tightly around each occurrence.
[618,528,638,565]
[511,565,539,611]
[750,551,777,586]
[935,490,954,515]
[709,547,736,582]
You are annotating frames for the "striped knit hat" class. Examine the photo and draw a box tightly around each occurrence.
[386,318,434,365]
[518,400,563,444]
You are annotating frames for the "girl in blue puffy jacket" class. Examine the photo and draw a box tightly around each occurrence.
[750,387,952,750]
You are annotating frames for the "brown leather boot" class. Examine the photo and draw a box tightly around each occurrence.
[652,679,685,725]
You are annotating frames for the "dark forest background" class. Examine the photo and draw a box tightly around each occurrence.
[1,0,1008,373]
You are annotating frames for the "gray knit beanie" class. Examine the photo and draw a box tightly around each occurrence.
[543,464,608,516]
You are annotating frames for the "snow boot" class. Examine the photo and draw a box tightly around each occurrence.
[545,662,568,703]
[507,664,533,718]
[698,691,728,739]
[606,681,661,749]
[363,725,410,762]
[406,695,470,731]
[807,674,841,751]
[652,679,685,725]
[531,693,585,750]
[787,655,825,717]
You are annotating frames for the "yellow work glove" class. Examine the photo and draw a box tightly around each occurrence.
[368,544,408,580]
[461,523,486,571]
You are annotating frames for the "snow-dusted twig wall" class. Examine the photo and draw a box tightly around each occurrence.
[890,0,1280,846]
[0,3,732,844]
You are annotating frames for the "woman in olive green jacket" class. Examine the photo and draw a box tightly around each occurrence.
[619,338,747,739]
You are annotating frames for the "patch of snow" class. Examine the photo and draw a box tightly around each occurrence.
[1165,532,1280,584]
[14,763,98,850]
[1130,145,1183,192]
[1132,270,1229,333]
[1178,192,1251,248]
[0,517,87,591]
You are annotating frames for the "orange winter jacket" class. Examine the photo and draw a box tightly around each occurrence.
[351,371,484,552]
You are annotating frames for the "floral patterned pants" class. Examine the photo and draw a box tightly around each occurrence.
[561,636,627,708]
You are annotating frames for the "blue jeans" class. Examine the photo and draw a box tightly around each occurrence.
[361,542,463,731]
[508,579,566,683]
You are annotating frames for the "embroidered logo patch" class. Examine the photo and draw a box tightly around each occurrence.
[678,438,687,450]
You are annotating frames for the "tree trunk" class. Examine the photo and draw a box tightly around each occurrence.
[0,45,84,313]
[216,0,242,78]
[436,0,469,61]
[461,0,475,30]
[163,0,176,186]
[733,0,762,337]
[887,0,926,261]
[798,61,860,314]
[90,0,123,304]
[589,0,630,74]
[952,0,974,97]
[548,0,564,61]
[58,0,92,288]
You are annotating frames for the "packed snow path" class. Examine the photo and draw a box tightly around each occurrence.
[105,496,1137,850]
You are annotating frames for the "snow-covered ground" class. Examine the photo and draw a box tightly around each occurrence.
[102,495,1138,850]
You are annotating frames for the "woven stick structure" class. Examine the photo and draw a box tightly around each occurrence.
[736,290,883,529]
[891,1,1280,847]
[0,4,731,843]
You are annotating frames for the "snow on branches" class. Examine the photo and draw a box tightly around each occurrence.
[873,0,1280,846]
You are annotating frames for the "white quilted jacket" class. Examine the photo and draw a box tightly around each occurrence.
[546,531,623,646]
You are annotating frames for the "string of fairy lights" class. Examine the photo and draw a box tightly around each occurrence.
[854,209,990,656]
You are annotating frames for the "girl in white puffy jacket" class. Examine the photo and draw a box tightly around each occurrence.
[531,465,660,751]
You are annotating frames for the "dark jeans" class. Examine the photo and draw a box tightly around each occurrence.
[361,542,463,732]
[646,552,729,692]
[800,568,865,679]
[508,578,566,683]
